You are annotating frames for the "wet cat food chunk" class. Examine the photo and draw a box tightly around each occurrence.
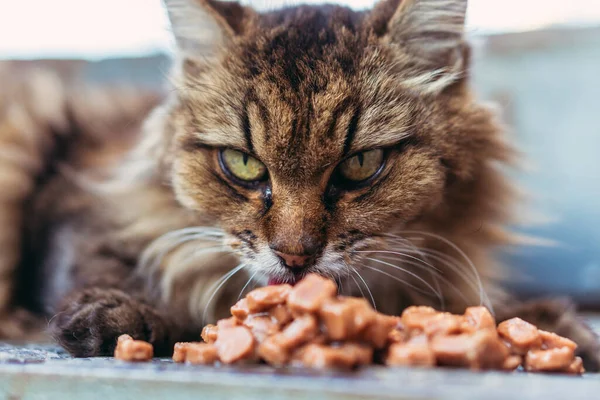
[275,314,318,350]
[173,342,218,364]
[184,343,219,365]
[287,274,337,313]
[400,306,438,331]
[422,312,462,337]
[293,343,373,369]
[201,324,219,344]
[497,318,542,354]
[525,347,575,372]
[243,315,280,343]
[230,298,250,320]
[257,336,289,366]
[502,355,523,371]
[173,342,192,363]
[114,334,153,362]
[361,314,400,349]
[461,306,496,332]
[118,334,133,343]
[217,317,239,330]
[269,304,293,326]
[431,330,507,370]
[246,284,292,313]
[566,357,585,375]
[386,337,435,367]
[342,297,378,335]
[388,328,408,344]
[538,330,577,350]
[318,298,357,341]
[214,326,255,364]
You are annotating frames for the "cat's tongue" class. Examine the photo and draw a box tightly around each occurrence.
[268,277,296,286]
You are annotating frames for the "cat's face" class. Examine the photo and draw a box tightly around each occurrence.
[163,0,504,285]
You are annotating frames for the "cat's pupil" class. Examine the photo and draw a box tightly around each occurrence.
[242,153,249,166]
[357,153,364,167]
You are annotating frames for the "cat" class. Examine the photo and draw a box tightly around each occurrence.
[0,0,598,369]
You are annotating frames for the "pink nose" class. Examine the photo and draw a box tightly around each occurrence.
[274,251,309,268]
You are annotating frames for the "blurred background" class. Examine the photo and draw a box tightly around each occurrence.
[0,0,599,306]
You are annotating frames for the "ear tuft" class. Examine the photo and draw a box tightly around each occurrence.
[387,0,468,65]
[376,0,469,94]
[163,0,251,55]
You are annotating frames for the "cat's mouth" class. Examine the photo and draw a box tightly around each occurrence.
[268,277,288,285]
[268,275,299,286]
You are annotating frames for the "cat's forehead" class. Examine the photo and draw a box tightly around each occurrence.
[228,6,366,179]
[247,76,359,180]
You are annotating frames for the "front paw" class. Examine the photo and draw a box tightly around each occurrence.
[50,288,167,357]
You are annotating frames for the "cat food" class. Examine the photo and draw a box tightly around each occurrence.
[214,325,256,364]
[167,274,583,374]
[246,284,292,312]
[114,334,153,362]
[287,274,337,313]
[292,343,373,369]
[497,318,541,354]
[386,337,436,367]
[173,342,219,364]
[201,324,219,343]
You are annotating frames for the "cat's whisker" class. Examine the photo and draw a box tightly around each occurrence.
[140,227,225,254]
[202,263,246,325]
[430,270,445,311]
[383,238,480,294]
[238,270,259,300]
[374,254,471,307]
[400,239,490,309]
[348,265,376,311]
[398,247,481,298]
[375,254,442,276]
[385,235,478,284]
[384,231,492,312]
[160,245,231,299]
[349,270,367,301]
[139,227,226,273]
[360,263,437,302]
[355,250,441,273]
[400,231,486,302]
[364,258,443,303]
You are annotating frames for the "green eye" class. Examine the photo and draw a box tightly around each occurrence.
[338,149,384,182]
[219,149,267,182]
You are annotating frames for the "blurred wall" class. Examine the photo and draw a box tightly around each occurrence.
[472,27,600,305]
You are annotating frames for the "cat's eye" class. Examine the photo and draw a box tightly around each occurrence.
[219,149,267,183]
[338,149,384,183]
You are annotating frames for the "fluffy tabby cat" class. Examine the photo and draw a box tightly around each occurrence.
[0,0,598,368]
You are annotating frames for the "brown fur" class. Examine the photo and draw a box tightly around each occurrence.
[0,0,597,369]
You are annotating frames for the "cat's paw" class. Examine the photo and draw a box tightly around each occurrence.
[50,288,168,357]
[497,297,600,372]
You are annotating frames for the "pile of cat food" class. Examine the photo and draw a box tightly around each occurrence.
[114,273,584,374]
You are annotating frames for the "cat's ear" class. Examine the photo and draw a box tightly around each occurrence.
[387,0,467,63]
[379,0,469,93]
[163,0,252,57]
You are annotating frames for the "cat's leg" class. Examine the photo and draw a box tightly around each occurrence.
[46,236,240,357]
[50,286,180,357]
[495,297,600,372]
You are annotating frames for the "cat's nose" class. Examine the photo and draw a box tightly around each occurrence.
[273,251,310,269]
